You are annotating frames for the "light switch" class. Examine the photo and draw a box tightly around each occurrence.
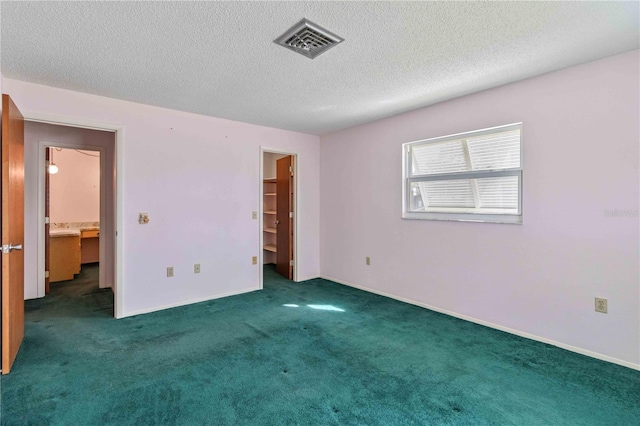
[252,211,257,220]
[139,212,150,224]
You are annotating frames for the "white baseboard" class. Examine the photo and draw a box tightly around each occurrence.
[296,275,321,282]
[120,287,259,318]
[322,275,640,371]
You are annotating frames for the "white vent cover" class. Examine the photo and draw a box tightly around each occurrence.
[274,18,343,59]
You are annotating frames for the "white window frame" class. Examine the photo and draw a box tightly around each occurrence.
[402,123,523,224]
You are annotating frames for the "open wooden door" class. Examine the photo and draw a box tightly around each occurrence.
[275,156,293,279]
[1,94,25,374]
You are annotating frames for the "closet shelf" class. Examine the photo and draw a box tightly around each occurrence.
[263,176,277,255]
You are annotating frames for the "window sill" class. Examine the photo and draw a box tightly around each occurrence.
[402,212,523,224]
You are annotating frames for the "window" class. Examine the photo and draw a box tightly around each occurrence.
[402,123,522,223]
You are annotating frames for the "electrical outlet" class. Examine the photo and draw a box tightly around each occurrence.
[166,267,174,278]
[366,256,371,266]
[252,256,258,265]
[595,297,608,313]
[194,264,200,274]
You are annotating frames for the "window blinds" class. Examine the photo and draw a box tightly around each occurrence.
[407,125,522,217]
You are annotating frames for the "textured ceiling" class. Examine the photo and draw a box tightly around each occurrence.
[1,1,638,135]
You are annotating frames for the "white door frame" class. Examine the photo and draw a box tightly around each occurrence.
[259,147,298,289]
[26,111,125,319]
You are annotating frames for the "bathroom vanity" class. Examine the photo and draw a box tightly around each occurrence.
[50,225,100,282]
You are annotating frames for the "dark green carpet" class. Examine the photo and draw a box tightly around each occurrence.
[1,265,638,425]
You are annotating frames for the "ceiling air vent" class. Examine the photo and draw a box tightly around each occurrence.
[274,18,343,59]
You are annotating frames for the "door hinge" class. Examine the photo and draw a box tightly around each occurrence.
[45,271,50,278]
[45,217,50,224]
[289,212,293,218]
[290,260,294,267]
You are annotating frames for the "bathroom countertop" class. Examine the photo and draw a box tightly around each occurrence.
[50,221,100,237]
[50,227,100,237]
[50,229,81,237]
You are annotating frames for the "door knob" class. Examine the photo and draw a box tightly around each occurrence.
[275,220,280,225]
[2,243,23,254]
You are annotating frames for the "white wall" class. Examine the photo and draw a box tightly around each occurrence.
[320,50,640,368]
[6,79,320,316]
[50,148,100,224]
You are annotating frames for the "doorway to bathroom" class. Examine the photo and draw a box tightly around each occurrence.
[25,120,117,316]
[46,146,101,292]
